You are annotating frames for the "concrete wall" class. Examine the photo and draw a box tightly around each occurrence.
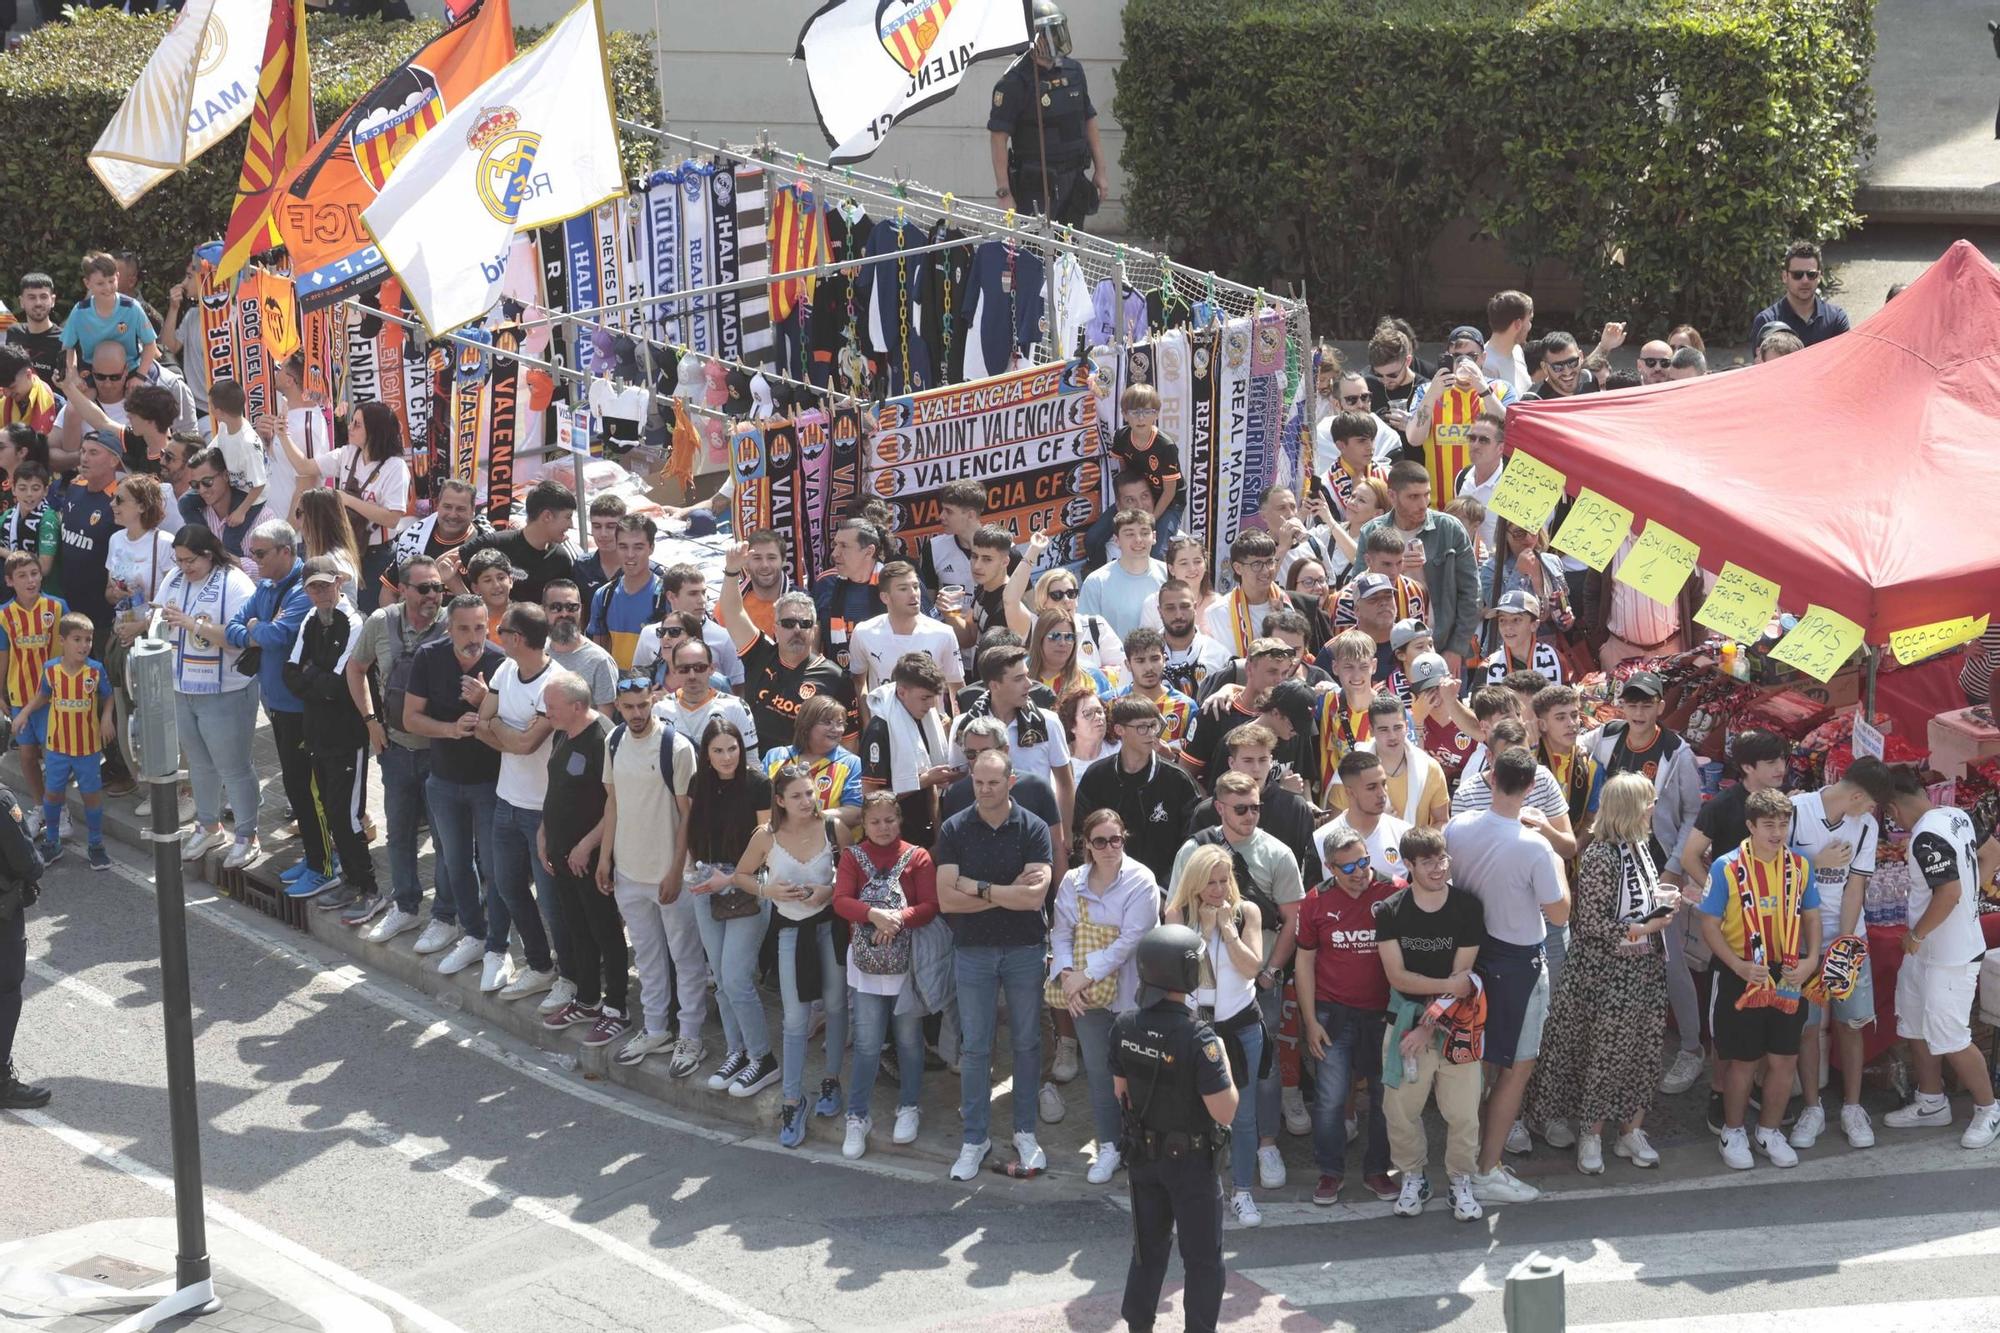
[512,0,1131,233]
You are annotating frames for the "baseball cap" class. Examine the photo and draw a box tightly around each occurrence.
[1620,670,1665,700]
[1351,572,1394,600]
[1408,651,1451,694]
[1447,325,1485,349]
[304,568,343,587]
[1496,589,1541,618]
[1263,679,1317,736]
[1390,618,1430,651]
[81,427,124,456]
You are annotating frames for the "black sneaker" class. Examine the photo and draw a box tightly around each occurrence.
[728,1051,780,1099]
[315,882,364,913]
[1707,1090,1727,1135]
[87,844,111,872]
[707,1049,749,1092]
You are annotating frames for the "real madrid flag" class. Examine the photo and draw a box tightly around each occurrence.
[796,0,1029,164]
[88,0,272,208]
[363,0,623,335]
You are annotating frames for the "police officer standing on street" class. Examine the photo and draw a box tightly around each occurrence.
[1112,923,1238,1333]
[0,716,52,1111]
[988,1,1111,226]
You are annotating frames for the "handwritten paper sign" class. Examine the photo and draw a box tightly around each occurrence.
[1695,562,1781,645]
[1551,487,1634,572]
[1485,451,1567,532]
[1613,521,1699,607]
[1890,613,1990,667]
[1771,604,1865,683]
[1852,713,1885,760]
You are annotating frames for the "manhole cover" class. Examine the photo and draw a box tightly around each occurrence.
[57,1255,167,1291]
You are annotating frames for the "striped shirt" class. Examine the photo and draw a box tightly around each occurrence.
[41,657,109,756]
[1959,624,2000,705]
[0,594,65,707]
[1410,381,1512,507]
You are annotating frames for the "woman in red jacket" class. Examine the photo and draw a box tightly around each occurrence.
[832,790,939,1160]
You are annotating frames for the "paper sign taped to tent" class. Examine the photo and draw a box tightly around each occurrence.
[1772,604,1865,683]
[1615,520,1698,606]
[1891,613,1990,666]
[866,359,1103,566]
[1696,561,1781,645]
[1486,450,1566,532]
[1551,487,1632,572]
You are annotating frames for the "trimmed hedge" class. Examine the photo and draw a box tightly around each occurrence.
[0,10,661,300]
[1116,0,1876,338]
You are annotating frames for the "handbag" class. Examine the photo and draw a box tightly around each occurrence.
[341,452,389,552]
[1045,893,1120,1010]
[691,861,762,921]
[847,843,918,976]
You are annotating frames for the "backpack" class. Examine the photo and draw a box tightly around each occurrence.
[607,720,688,794]
[846,842,919,975]
[380,607,439,733]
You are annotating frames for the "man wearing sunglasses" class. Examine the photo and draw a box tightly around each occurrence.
[719,541,851,750]
[1749,240,1849,350]
[541,579,617,706]
[1635,339,1676,387]
[176,446,266,564]
[1529,331,1598,400]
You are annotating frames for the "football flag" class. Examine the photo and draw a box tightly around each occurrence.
[89,0,271,208]
[218,0,316,279]
[795,0,1028,163]
[271,0,515,312]
[364,0,624,335]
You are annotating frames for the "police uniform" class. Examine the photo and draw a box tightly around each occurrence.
[0,772,51,1110]
[988,55,1099,225]
[1110,994,1232,1333]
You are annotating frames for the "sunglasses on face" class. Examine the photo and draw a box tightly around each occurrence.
[661,626,689,638]
[1332,854,1370,876]
[677,662,708,674]
[1224,802,1262,816]
[1047,631,1076,643]
[246,547,272,560]
[1088,834,1125,849]
[1639,356,1670,368]
[545,602,581,613]
[1547,356,1581,372]
[194,474,224,488]
[1788,268,1820,281]
[409,581,446,594]
[1044,586,1078,601]
[777,617,815,630]
[1467,433,1498,445]
[87,371,124,383]
[1339,393,1370,405]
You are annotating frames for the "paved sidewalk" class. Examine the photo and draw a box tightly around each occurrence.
[1864,1,2000,221]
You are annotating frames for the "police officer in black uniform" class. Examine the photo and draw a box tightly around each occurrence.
[0,716,52,1110]
[987,0,1110,226]
[1111,924,1238,1333]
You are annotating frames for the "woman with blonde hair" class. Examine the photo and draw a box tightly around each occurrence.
[1002,544,1125,682]
[1165,839,1267,1226]
[293,485,361,590]
[1030,607,1111,703]
[1523,772,1675,1175]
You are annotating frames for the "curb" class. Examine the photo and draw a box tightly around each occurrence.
[1858,183,2000,226]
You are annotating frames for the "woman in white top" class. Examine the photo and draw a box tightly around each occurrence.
[1050,809,1161,1183]
[107,475,177,630]
[1165,843,1266,1224]
[733,762,850,1151]
[156,524,262,868]
[276,401,410,614]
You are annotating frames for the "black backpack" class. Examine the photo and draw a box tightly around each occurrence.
[607,721,689,794]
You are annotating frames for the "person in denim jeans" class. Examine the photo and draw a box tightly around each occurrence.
[401,597,503,977]
[682,718,777,1096]
[155,526,261,867]
[1295,824,1398,1206]
[475,604,564,1001]
[341,554,445,937]
[936,750,1056,1181]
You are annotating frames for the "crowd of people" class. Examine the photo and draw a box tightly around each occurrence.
[1,244,1995,1232]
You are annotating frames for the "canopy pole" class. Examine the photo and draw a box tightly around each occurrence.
[1864,643,1880,719]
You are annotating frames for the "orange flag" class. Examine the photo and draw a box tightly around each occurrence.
[219,0,315,280]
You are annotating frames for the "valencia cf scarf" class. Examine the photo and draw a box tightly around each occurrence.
[1315,690,1372,803]
[1225,587,1257,656]
[1726,845,1808,1013]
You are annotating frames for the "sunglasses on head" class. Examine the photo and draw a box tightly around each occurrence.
[777,616,815,630]
[616,674,652,691]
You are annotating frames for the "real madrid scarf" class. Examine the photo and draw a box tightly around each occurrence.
[1185,327,1218,568]
[680,161,715,355]
[640,167,681,345]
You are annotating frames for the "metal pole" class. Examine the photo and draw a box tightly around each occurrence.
[1865,643,1880,718]
[1028,52,1055,233]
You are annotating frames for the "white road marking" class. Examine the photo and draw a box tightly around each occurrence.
[1567,1297,2000,1333]
[24,956,119,1009]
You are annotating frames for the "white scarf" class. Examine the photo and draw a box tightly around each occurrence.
[867,682,947,793]
[163,565,242,694]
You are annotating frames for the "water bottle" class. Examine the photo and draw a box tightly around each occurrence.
[541,1051,579,1072]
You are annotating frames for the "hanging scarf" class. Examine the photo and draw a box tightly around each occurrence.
[1612,840,1662,957]
[960,690,1049,747]
[1227,586,1257,655]
[1315,689,1372,803]
[1725,843,1808,1012]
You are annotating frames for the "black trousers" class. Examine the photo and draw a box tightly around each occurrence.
[268,710,331,873]
[1123,1151,1225,1333]
[554,867,628,1012]
[309,745,375,894]
[1,906,25,1072]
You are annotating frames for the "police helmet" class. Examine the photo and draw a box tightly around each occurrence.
[1031,0,1072,58]
[1136,924,1202,996]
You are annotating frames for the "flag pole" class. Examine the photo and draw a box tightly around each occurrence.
[1028,45,1054,231]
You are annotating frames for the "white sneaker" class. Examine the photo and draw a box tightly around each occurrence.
[221,838,259,870]
[537,978,579,1016]
[1393,1172,1430,1217]
[1576,1131,1605,1174]
[413,921,461,955]
[1660,1048,1705,1094]
[1504,1119,1533,1155]
[949,1139,990,1181]
[1541,1119,1577,1150]
[1281,1085,1311,1136]
[615,1030,674,1067]
[499,967,558,1002]
[1718,1125,1754,1169]
[1051,1036,1081,1084]
[1789,1104,1826,1150]
[1754,1126,1798,1167]
[1613,1128,1660,1167]
[1841,1103,1876,1148]
[181,827,228,862]
[1962,1103,2000,1150]
[365,907,421,944]
[1087,1145,1122,1184]
[1230,1189,1262,1227]
[1346,1115,1358,1143]
[1884,1096,1953,1129]
[1038,1080,1067,1124]
[842,1115,871,1160]
[477,952,512,993]
[893,1105,921,1144]
[1013,1131,1047,1172]
[1256,1144,1286,1189]
[435,936,484,975]
[1469,1164,1539,1204]
[1449,1173,1482,1221]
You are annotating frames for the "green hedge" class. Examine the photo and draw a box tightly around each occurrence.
[1116,0,1876,338]
[0,10,661,301]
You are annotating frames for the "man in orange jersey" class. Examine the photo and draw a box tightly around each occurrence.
[15,614,112,870]
[1402,327,1513,509]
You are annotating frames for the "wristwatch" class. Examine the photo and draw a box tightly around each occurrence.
[975,880,992,900]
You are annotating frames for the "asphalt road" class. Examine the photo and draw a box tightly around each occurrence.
[9,839,2000,1333]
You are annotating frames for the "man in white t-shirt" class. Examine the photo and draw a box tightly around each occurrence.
[1450,414,1506,552]
[1482,293,1533,396]
[1786,756,1892,1150]
[1154,578,1232,699]
[475,603,563,1000]
[1882,770,1999,1148]
[1315,747,1412,883]
[1078,507,1166,640]
[206,378,268,518]
[655,632,760,765]
[849,560,964,718]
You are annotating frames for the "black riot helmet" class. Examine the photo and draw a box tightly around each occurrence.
[1136,924,1202,997]
[1031,0,1072,58]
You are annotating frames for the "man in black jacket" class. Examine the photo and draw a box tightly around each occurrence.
[281,560,378,913]
[0,715,51,1109]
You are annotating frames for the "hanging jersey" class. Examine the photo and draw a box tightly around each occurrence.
[41,657,108,757]
[961,239,1045,381]
[0,594,66,707]
[767,183,827,323]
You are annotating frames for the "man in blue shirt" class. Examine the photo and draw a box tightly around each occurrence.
[1749,240,1850,351]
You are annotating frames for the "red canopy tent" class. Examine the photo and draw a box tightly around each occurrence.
[1505,239,2000,644]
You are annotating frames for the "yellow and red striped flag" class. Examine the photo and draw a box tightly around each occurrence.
[218,0,316,280]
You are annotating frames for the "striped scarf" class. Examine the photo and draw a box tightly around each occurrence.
[1725,845,1808,1012]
